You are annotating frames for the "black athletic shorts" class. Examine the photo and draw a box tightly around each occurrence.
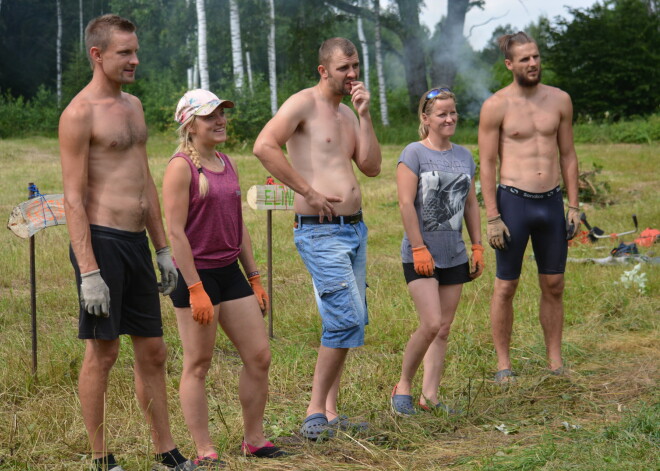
[70,225,163,340]
[169,260,254,308]
[402,262,471,285]
[495,185,568,280]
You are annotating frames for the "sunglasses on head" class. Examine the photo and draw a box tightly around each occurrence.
[424,87,452,108]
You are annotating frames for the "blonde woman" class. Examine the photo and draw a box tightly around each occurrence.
[391,88,484,415]
[163,89,285,464]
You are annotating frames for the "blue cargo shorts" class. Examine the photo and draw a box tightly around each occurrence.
[294,218,368,348]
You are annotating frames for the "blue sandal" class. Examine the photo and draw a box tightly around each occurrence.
[328,414,369,432]
[493,369,518,384]
[300,413,335,440]
[391,385,417,416]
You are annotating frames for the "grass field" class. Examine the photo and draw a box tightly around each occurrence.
[0,136,658,470]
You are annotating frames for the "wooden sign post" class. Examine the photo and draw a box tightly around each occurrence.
[246,182,295,338]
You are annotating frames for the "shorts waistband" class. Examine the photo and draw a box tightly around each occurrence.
[295,210,363,226]
[90,224,147,241]
[499,185,561,200]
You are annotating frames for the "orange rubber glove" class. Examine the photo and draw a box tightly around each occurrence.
[469,244,485,279]
[412,245,435,276]
[188,281,213,325]
[248,274,269,315]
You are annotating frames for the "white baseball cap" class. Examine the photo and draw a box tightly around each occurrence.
[174,89,235,124]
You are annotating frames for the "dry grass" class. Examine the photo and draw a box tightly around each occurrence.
[0,138,658,470]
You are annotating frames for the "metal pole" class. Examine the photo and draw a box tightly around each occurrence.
[28,182,37,376]
[267,209,273,339]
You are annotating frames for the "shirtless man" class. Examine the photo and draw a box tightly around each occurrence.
[253,37,381,439]
[59,15,196,471]
[478,32,580,384]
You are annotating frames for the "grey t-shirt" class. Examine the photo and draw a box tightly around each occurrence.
[398,141,476,268]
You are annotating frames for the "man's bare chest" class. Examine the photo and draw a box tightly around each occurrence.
[502,106,560,141]
[91,106,147,151]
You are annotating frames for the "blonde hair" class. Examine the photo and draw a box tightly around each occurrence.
[175,117,209,198]
[417,87,457,139]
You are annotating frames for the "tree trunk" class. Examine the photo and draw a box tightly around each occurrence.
[268,0,278,115]
[246,49,254,93]
[196,0,210,90]
[56,0,62,107]
[373,0,389,125]
[79,0,83,51]
[229,0,244,89]
[395,0,428,113]
[356,0,370,90]
[430,0,469,88]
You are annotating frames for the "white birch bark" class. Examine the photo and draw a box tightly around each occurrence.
[246,49,254,92]
[196,0,210,90]
[79,0,83,50]
[268,0,278,115]
[229,0,244,89]
[373,0,389,126]
[56,0,62,107]
[357,0,370,90]
[193,60,200,89]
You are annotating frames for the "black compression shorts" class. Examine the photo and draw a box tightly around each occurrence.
[70,225,163,340]
[169,260,254,308]
[495,185,568,280]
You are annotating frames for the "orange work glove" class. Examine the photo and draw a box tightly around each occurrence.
[248,274,270,315]
[188,281,213,325]
[412,245,435,276]
[469,244,485,279]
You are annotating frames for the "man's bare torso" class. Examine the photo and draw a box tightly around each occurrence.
[496,84,564,193]
[77,90,150,231]
[287,87,362,215]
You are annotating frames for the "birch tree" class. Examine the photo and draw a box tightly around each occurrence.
[245,49,254,92]
[196,0,210,90]
[356,0,370,90]
[229,0,244,89]
[267,0,278,115]
[373,0,389,125]
[56,0,62,107]
[79,0,83,50]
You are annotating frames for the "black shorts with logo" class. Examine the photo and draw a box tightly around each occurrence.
[70,225,162,340]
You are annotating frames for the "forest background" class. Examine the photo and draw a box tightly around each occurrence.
[0,0,658,143]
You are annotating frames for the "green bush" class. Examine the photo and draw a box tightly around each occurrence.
[0,87,60,138]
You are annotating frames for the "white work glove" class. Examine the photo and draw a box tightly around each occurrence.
[156,246,178,296]
[80,269,110,317]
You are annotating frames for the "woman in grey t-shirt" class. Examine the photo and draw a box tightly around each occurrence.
[391,88,484,416]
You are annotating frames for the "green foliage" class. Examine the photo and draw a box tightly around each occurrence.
[0,87,60,138]
[548,0,660,120]
[573,114,660,143]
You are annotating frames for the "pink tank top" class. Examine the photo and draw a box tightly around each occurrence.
[171,151,243,269]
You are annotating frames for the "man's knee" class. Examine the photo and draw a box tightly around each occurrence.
[83,340,120,373]
[493,278,519,300]
[540,275,564,298]
[135,338,168,369]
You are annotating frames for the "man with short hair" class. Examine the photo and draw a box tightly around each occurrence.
[478,32,580,384]
[253,37,381,438]
[59,14,196,471]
